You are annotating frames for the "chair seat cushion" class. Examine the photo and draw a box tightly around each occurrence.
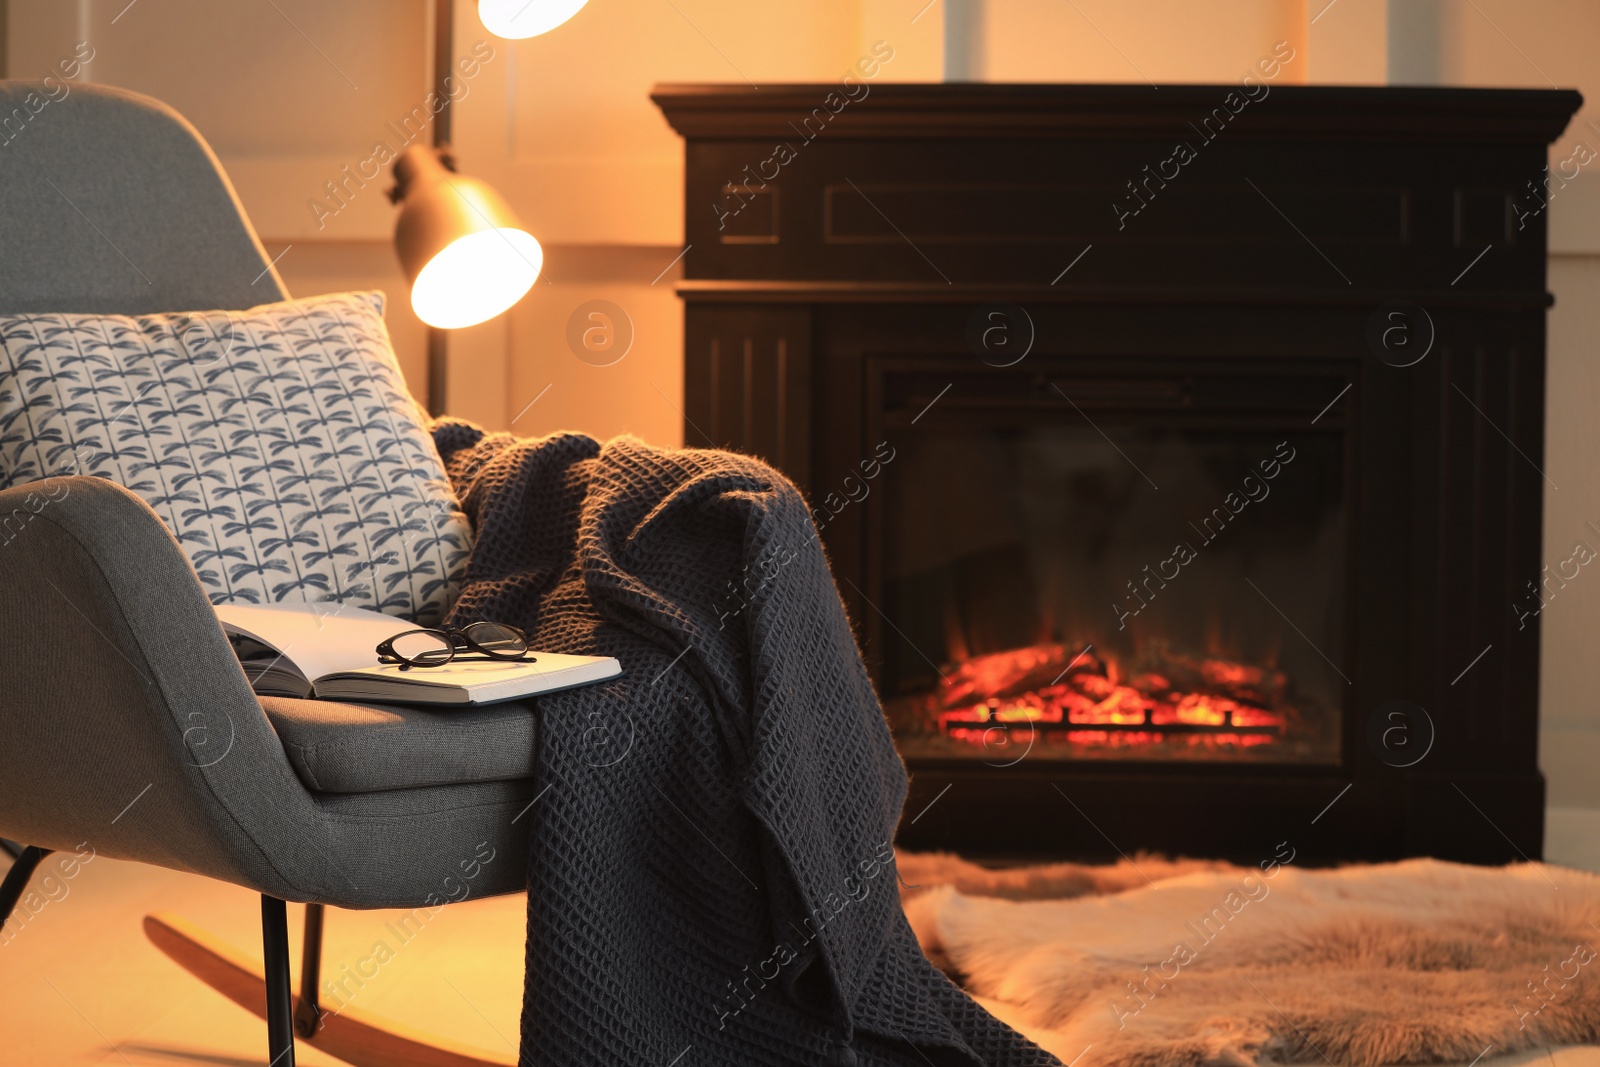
[260,697,536,794]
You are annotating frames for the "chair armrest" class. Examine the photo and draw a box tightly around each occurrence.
[0,477,334,896]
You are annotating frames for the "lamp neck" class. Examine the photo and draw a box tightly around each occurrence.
[391,143,456,203]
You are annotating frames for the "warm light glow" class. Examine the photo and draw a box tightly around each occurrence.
[478,0,588,39]
[411,228,542,329]
[930,642,1292,754]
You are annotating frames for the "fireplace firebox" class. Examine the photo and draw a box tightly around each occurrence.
[654,84,1581,864]
[876,365,1348,769]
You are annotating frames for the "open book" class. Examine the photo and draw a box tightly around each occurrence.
[216,602,621,706]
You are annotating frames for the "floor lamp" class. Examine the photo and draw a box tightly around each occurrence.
[389,0,548,417]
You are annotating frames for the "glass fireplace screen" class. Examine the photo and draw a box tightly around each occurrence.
[876,422,1346,764]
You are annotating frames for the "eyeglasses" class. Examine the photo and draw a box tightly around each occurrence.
[376,622,533,671]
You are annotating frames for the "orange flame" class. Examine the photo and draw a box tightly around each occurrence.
[931,642,1289,752]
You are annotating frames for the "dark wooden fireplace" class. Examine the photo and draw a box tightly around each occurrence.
[653,83,1581,864]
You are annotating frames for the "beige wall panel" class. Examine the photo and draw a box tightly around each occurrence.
[9,0,430,241]
[978,0,1309,85]
[79,0,428,158]
[506,245,686,447]
[858,0,944,82]
[1306,0,1386,84]
[456,0,908,245]
[1541,253,1600,807]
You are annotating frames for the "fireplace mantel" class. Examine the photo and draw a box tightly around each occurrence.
[652,83,1580,143]
[653,83,1582,300]
[655,83,1581,863]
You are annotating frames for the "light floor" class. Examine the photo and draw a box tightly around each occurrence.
[1,853,1597,1066]
[0,855,523,1065]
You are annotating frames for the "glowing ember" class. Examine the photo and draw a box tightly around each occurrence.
[929,642,1291,751]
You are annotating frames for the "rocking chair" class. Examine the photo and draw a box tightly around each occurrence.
[0,82,532,1067]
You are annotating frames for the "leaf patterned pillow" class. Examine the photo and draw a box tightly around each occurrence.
[0,291,471,624]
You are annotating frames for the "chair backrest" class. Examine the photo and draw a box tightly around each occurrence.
[0,80,288,314]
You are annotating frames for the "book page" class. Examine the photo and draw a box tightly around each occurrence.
[214,602,414,683]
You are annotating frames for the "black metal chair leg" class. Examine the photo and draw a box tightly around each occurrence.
[294,902,324,1038]
[0,846,53,926]
[261,895,296,1067]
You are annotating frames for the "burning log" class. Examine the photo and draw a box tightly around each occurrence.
[937,643,1102,709]
[928,641,1293,746]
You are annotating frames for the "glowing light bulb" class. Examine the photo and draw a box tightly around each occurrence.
[411,228,543,329]
[478,0,589,39]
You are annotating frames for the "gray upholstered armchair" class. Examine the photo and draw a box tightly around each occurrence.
[0,82,531,1067]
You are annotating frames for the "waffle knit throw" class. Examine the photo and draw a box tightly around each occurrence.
[431,423,1057,1067]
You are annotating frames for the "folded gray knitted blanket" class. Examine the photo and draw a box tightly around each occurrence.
[431,422,1058,1067]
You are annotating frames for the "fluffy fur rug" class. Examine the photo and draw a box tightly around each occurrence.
[899,852,1600,1067]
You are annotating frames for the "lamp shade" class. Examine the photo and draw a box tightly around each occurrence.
[391,145,542,330]
[478,0,588,39]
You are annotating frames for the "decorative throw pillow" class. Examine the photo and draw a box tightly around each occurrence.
[0,291,471,624]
